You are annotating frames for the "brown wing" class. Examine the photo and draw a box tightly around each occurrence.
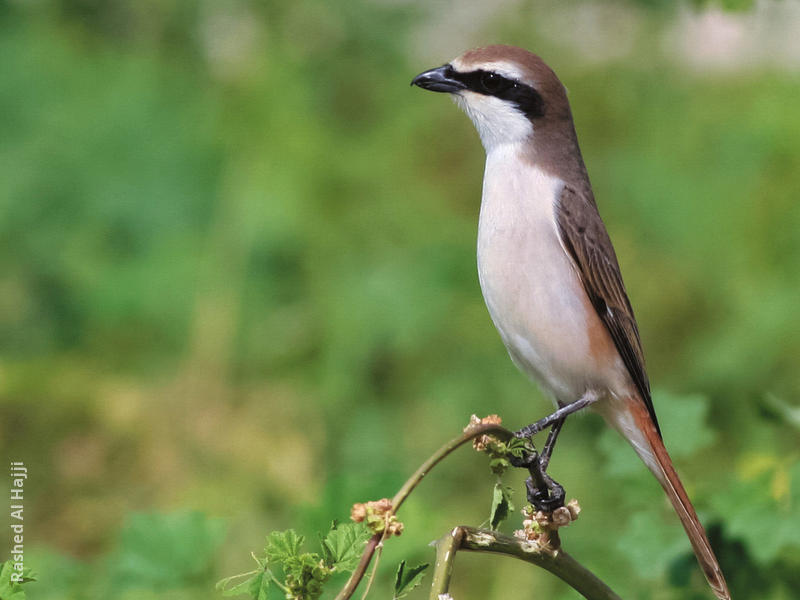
[555,185,661,437]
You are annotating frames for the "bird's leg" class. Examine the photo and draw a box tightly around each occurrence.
[507,425,567,512]
[524,423,566,511]
[511,391,600,511]
[538,416,566,471]
[513,390,600,439]
[510,446,566,512]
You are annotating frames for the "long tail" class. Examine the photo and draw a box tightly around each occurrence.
[616,399,731,600]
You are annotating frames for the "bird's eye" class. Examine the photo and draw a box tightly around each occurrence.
[480,72,508,94]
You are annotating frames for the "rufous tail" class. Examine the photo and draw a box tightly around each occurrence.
[627,400,731,600]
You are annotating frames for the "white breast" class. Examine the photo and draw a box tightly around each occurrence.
[477,144,617,405]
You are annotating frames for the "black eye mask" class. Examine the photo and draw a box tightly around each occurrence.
[444,65,545,119]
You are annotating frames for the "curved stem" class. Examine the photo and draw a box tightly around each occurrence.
[360,534,384,600]
[335,533,382,600]
[391,423,512,511]
[334,423,512,600]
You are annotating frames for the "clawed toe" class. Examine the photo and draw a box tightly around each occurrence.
[526,475,565,512]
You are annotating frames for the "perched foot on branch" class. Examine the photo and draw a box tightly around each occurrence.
[467,413,566,511]
[509,448,566,512]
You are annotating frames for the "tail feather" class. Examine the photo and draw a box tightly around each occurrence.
[625,400,731,600]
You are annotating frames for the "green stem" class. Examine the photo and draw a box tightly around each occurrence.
[334,423,512,600]
[360,538,383,600]
[391,424,512,511]
[428,527,465,599]
[334,533,382,600]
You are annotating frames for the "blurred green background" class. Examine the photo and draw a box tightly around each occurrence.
[1,0,799,598]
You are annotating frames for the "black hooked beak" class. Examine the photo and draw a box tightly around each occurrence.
[411,65,467,93]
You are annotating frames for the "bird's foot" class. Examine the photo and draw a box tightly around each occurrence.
[508,447,566,512]
[526,473,565,512]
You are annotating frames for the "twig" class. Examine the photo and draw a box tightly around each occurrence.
[360,533,385,600]
[335,533,382,600]
[431,526,622,600]
[334,423,511,600]
[391,423,512,511]
[429,526,465,597]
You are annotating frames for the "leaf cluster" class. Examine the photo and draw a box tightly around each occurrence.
[217,522,370,600]
[483,436,532,476]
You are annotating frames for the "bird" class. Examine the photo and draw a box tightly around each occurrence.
[411,45,730,599]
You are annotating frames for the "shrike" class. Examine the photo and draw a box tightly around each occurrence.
[412,45,730,599]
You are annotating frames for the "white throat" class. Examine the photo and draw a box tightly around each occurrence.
[453,92,534,152]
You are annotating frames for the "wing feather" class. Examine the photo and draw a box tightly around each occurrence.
[555,186,661,436]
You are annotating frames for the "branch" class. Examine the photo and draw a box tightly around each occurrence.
[430,526,622,600]
[392,423,512,511]
[334,533,383,600]
[334,422,512,600]
[335,420,622,600]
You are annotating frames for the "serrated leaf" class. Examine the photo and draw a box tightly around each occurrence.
[0,560,35,600]
[505,437,530,458]
[217,555,275,599]
[318,532,334,566]
[216,570,263,598]
[247,569,273,600]
[393,560,429,599]
[489,483,514,530]
[323,522,369,572]
[265,530,304,565]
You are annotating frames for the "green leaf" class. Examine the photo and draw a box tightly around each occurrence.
[217,553,273,598]
[318,532,334,567]
[247,569,273,600]
[505,436,530,458]
[265,530,304,565]
[393,560,429,599]
[323,522,369,572]
[0,560,36,600]
[217,553,285,600]
[489,483,514,530]
[216,569,269,598]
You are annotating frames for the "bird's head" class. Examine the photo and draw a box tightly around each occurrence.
[412,45,570,152]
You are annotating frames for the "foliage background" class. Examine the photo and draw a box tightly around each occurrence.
[1,0,799,598]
